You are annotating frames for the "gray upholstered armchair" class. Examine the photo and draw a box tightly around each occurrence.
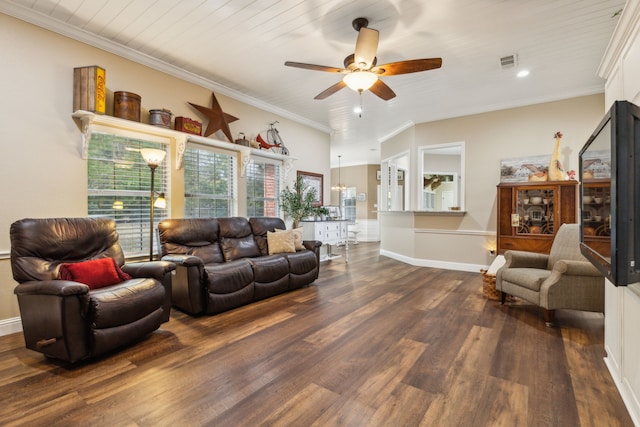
[496,223,604,326]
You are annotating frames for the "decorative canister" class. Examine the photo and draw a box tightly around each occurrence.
[149,109,172,128]
[113,91,141,122]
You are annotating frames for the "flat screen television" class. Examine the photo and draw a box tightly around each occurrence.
[579,100,640,286]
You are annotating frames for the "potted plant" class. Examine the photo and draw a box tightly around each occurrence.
[279,175,317,228]
[315,206,330,220]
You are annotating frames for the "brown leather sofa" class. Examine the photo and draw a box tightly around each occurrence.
[158,217,321,315]
[10,218,176,363]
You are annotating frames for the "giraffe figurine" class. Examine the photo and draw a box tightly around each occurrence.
[548,131,567,181]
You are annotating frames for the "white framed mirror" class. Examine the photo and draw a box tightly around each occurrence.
[419,142,465,211]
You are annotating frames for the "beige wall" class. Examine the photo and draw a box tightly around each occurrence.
[0,14,330,324]
[380,94,605,270]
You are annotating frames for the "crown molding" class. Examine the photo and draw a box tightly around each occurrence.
[0,2,331,134]
[598,1,640,79]
[377,121,415,143]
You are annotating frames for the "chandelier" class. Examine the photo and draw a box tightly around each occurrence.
[331,155,347,191]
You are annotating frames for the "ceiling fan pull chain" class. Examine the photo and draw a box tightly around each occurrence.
[359,92,363,118]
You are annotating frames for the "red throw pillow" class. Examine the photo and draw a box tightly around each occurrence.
[58,258,132,290]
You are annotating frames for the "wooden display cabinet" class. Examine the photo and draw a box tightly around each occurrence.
[497,180,578,254]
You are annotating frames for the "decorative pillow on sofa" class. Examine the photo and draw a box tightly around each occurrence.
[58,257,132,290]
[267,229,296,255]
[276,227,305,250]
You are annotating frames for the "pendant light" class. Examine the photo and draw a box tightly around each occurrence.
[331,155,347,191]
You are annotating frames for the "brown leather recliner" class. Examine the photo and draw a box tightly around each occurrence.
[10,217,176,363]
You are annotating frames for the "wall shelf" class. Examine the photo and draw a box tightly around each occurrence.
[72,110,295,177]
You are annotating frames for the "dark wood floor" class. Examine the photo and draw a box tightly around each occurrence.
[0,242,633,426]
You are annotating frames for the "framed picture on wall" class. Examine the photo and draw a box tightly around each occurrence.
[297,170,323,207]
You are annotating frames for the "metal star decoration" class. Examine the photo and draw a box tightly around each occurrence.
[188,92,238,142]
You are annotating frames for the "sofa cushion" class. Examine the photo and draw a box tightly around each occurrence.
[248,255,290,300]
[89,277,165,328]
[285,250,319,290]
[59,258,132,290]
[218,217,261,261]
[267,230,296,254]
[204,259,255,314]
[276,227,305,250]
[250,217,287,255]
[158,218,224,264]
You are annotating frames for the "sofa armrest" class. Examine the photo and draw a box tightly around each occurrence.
[303,240,322,252]
[161,254,204,268]
[302,240,322,280]
[14,280,89,296]
[552,259,603,277]
[159,254,207,315]
[503,250,549,269]
[14,279,91,362]
[122,260,177,282]
[122,260,176,323]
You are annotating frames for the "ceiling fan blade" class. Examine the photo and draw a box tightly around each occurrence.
[373,58,442,76]
[314,81,346,100]
[354,27,379,69]
[368,79,396,101]
[284,61,346,73]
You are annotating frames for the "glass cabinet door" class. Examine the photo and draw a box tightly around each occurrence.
[582,180,611,238]
[515,187,555,235]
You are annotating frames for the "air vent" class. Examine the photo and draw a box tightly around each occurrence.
[499,54,518,69]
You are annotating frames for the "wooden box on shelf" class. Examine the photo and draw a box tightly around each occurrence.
[73,65,106,114]
[496,180,578,255]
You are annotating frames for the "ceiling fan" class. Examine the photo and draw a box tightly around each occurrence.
[284,17,442,101]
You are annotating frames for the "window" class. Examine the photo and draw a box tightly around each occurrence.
[246,157,280,217]
[341,187,357,222]
[184,145,236,217]
[87,132,168,258]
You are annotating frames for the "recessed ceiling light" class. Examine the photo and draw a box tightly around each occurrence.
[517,70,530,78]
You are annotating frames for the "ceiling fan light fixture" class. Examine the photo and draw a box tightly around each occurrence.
[343,71,378,92]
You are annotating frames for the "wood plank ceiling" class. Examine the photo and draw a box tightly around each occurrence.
[0,0,626,165]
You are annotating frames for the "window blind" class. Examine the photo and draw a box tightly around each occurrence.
[184,145,236,218]
[87,132,168,258]
[246,157,281,217]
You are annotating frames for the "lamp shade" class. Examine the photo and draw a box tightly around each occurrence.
[154,193,167,209]
[343,71,378,92]
[140,148,166,167]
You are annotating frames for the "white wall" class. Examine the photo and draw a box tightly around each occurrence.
[0,14,330,328]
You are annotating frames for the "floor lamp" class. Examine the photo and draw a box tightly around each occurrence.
[140,148,167,261]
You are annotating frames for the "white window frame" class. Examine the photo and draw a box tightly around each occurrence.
[87,131,170,259]
[246,156,283,218]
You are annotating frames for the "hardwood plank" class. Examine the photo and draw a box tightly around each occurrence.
[0,242,633,426]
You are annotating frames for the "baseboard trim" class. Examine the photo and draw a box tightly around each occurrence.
[380,249,486,273]
[0,317,22,337]
[605,356,640,427]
